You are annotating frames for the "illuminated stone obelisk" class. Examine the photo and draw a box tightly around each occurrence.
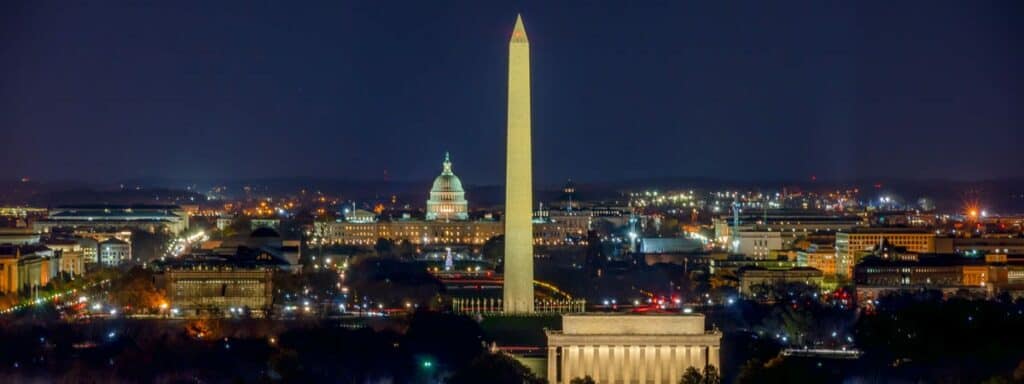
[503,14,534,313]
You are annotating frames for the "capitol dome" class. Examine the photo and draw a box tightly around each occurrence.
[426,152,469,221]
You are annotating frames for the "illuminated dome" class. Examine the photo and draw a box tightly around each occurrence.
[426,152,469,221]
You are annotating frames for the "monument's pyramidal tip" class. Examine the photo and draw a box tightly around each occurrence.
[511,14,528,43]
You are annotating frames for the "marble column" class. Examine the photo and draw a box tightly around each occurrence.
[638,345,651,383]
[710,345,720,370]
[611,345,622,384]
[653,345,662,384]
[565,345,576,383]
[586,346,596,380]
[547,346,557,383]
[602,348,610,382]
[577,346,586,382]
[691,345,703,370]
[669,346,679,383]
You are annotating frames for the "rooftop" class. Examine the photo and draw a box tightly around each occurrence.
[55,204,181,210]
[839,227,933,234]
[856,254,988,268]
[100,237,129,245]
[0,244,52,257]
[559,313,708,336]
[154,246,290,270]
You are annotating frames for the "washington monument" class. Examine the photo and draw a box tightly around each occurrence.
[503,14,534,313]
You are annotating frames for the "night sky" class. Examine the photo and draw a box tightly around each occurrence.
[1,1,1020,185]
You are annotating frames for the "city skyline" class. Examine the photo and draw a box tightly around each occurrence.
[3,3,1024,384]
[2,1,1021,184]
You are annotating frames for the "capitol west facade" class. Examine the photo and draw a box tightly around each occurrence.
[315,153,595,247]
[425,153,469,221]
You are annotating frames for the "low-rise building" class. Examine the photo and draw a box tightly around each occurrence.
[709,256,798,276]
[835,228,938,278]
[209,228,299,272]
[737,266,824,294]
[315,219,589,247]
[0,206,47,219]
[250,218,280,231]
[42,239,85,277]
[76,237,99,264]
[796,242,837,278]
[854,256,969,287]
[0,245,59,294]
[34,204,188,235]
[164,268,273,317]
[155,247,288,317]
[941,236,1024,257]
[735,230,783,259]
[99,238,130,266]
[852,254,1021,302]
[639,237,703,254]
[714,211,865,246]
[0,228,41,245]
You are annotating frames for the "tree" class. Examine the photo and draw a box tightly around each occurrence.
[679,365,720,384]
[185,318,223,339]
[735,359,768,384]
[448,353,545,384]
[374,238,396,258]
[222,217,252,239]
[710,271,738,290]
[272,271,303,301]
[0,293,16,310]
[397,240,416,260]
[347,259,444,308]
[1014,359,1024,382]
[749,281,819,303]
[481,235,504,262]
[655,217,683,237]
[680,367,703,384]
[131,229,171,263]
[277,218,302,238]
[979,376,1012,384]
[591,219,618,237]
[401,312,486,374]
[570,376,596,384]
[701,365,721,384]
[109,267,165,312]
[584,231,605,276]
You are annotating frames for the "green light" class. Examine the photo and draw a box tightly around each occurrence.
[422,361,433,368]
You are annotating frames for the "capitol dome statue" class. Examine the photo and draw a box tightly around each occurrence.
[426,152,469,221]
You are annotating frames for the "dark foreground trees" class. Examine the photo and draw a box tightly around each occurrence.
[730,290,1024,383]
[448,352,545,384]
[0,311,500,383]
[679,365,721,384]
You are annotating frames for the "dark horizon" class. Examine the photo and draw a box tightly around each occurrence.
[7,176,1024,213]
[2,1,1022,184]
[10,174,1024,189]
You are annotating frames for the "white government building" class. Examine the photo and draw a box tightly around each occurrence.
[425,152,469,221]
[545,314,721,384]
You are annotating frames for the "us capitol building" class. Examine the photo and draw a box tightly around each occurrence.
[425,152,469,221]
[314,153,626,247]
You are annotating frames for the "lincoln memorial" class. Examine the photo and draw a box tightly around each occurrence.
[545,313,722,384]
